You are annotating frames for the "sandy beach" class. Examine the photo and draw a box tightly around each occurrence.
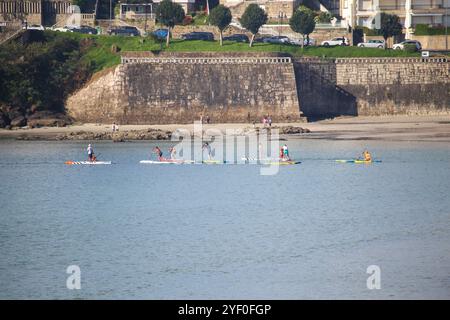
[1,115,450,142]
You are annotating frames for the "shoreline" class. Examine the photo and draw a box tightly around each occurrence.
[1,115,450,143]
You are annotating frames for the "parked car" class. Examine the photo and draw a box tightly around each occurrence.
[71,25,97,35]
[222,34,249,43]
[23,24,45,31]
[254,36,272,43]
[263,36,290,44]
[321,37,349,46]
[289,37,316,46]
[357,39,385,49]
[393,40,422,51]
[108,26,140,36]
[152,28,169,40]
[180,32,214,41]
[51,25,74,32]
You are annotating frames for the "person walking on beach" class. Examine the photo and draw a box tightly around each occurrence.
[268,115,272,127]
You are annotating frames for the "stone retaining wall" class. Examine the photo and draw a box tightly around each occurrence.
[294,57,450,118]
[66,53,450,123]
[66,53,302,124]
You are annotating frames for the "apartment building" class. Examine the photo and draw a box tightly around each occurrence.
[0,0,73,25]
[341,0,450,31]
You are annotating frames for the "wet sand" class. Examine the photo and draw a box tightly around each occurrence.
[1,115,450,142]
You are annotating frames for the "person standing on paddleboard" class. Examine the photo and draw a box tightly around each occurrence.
[282,144,290,161]
[169,147,176,160]
[202,142,212,160]
[87,144,95,162]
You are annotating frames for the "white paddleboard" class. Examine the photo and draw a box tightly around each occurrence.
[65,161,112,165]
[139,160,194,164]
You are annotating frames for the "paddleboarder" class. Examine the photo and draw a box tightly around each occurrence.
[169,147,177,160]
[281,144,290,161]
[362,150,372,162]
[153,146,164,161]
[202,142,212,160]
[87,144,95,162]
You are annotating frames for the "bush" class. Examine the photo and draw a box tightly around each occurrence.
[192,12,208,25]
[403,43,418,53]
[315,11,332,24]
[414,24,446,35]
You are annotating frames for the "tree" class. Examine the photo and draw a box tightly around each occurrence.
[240,4,268,47]
[289,9,315,49]
[209,5,232,46]
[155,0,185,47]
[379,13,402,48]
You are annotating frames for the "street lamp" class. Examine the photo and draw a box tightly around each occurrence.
[446,5,448,51]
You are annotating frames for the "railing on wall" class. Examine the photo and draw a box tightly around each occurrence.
[81,13,95,21]
[120,13,156,20]
[295,56,448,63]
[121,57,293,64]
[334,57,448,63]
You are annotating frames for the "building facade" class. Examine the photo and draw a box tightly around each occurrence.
[0,0,73,26]
[340,0,450,31]
[220,0,302,22]
[119,1,195,21]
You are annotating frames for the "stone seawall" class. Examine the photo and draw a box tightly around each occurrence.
[66,53,301,124]
[294,57,450,118]
[66,53,450,124]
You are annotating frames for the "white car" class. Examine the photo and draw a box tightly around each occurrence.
[51,25,75,32]
[357,39,385,49]
[23,24,45,31]
[289,38,316,46]
[321,37,349,46]
[393,40,422,51]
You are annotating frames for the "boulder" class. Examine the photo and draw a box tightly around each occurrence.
[5,107,23,122]
[26,111,71,128]
[278,126,311,134]
[10,116,27,127]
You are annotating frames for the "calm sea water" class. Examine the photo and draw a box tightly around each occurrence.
[0,139,449,299]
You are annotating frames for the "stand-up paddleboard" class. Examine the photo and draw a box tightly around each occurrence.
[267,160,301,165]
[202,160,223,164]
[65,161,112,165]
[242,157,300,165]
[139,159,194,164]
[335,159,382,164]
[241,157,279,162]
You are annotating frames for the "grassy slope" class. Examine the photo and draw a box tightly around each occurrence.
[59,31,421,73]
